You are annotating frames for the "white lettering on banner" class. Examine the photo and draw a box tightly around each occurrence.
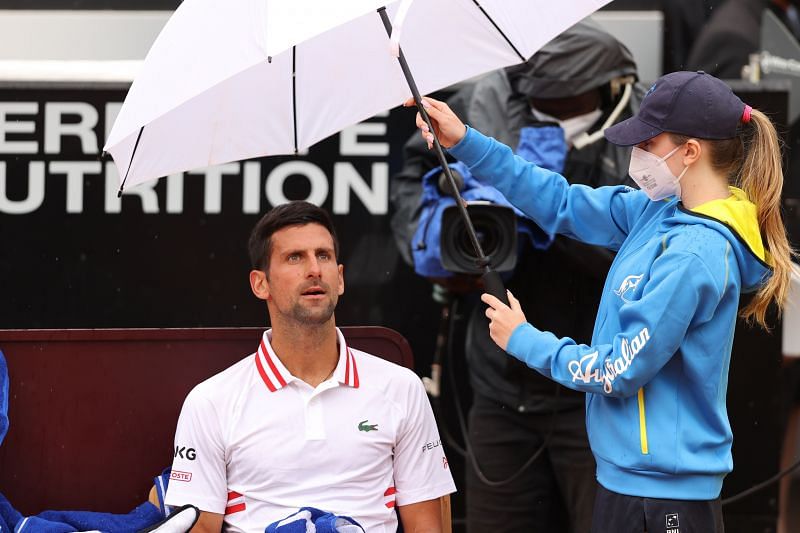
[104,102,123,142]
[242,162,261,214]
[567,327,651,393]
[0,160,391,215]
[44,102,98,155]
[340,122,390,156]
[0,102,38,154]
[166,174,184,214]
[266,161,329,207]
[104,162,159,214]
[332,162,388,214]
[50,161,102,213]
[188,163,241,214]
[0,161,45,214]
[0,99,392,215]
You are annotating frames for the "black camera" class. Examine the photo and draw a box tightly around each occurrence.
[439,202,518,274]
[413,164,526,279]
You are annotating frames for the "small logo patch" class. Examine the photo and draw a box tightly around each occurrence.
[666,512,680,533]
[170,470,192,482]
[613,274,643,303]
[421,439,442,453]
[358,419,378,432]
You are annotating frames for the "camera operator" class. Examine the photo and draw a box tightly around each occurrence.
[389,21,644,533]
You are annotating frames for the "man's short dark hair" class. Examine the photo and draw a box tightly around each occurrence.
[248,201,340,272]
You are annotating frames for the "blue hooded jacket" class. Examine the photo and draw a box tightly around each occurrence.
[449,127,772,500]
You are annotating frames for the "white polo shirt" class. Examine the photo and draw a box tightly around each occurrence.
[165,328,455,532]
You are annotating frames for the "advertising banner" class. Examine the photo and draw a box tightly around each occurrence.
[0,82,439,359]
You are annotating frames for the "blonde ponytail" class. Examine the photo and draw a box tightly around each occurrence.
[736,109,795,328]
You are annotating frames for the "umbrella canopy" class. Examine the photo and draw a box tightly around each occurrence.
[104,0,612,189]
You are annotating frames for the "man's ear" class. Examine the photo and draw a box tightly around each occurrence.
[337,264,345,296]
[250,269,270,301]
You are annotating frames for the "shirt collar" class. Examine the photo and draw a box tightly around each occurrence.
[331,327,360,388]
[254,327,360,393]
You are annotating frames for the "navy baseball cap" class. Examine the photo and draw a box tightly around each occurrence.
[604,71,748,146]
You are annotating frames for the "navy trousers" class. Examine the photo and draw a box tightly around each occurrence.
[590,483,724,533]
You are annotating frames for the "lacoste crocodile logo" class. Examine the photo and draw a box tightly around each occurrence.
[358,420,378,432]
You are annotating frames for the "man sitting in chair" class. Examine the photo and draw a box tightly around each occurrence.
[165,201,455,533]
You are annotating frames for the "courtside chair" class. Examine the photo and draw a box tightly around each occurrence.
[0,327,451,533]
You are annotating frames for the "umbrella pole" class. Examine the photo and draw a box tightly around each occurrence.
[115,125,145,197]
[377,8,508,305]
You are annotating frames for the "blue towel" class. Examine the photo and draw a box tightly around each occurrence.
[265,507,364,533]
[14,501,163,533]
[0,492,23,533]
[0,467,166,533]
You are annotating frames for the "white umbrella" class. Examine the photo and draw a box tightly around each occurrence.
[104,0,612,191]
[104,0,611,301]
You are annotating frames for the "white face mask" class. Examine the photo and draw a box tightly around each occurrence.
[628,145,689,201]
[530,107,603,147]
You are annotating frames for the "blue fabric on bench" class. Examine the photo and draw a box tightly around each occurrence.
[15,502,162,533]
[1,350,9,447]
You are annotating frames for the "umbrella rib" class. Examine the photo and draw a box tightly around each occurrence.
[471,0,525,62]
[292,45,298,155]
[117,125,144,197]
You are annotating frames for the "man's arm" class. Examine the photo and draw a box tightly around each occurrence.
[190,511,223,533]
[165,387,229,526]
[397,498,443,533]
[391,372,456,531]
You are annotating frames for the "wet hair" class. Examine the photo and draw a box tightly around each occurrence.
[670,109,795,329]
[248,201,339,272]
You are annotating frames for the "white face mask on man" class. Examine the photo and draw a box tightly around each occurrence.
[628,144,689,201]
[530,107,603,147]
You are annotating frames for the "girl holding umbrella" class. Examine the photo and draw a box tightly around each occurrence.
[409,71,794,532]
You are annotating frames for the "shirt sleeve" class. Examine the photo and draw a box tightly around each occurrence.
[506,246,723,398]
[448,127,650,251]
[392,373,457,506]
[164,385,228,513]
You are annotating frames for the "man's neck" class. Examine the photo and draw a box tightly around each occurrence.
[268,318,340,388]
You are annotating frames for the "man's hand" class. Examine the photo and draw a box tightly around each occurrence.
[481,290,527,351]
[403,97,467,149]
